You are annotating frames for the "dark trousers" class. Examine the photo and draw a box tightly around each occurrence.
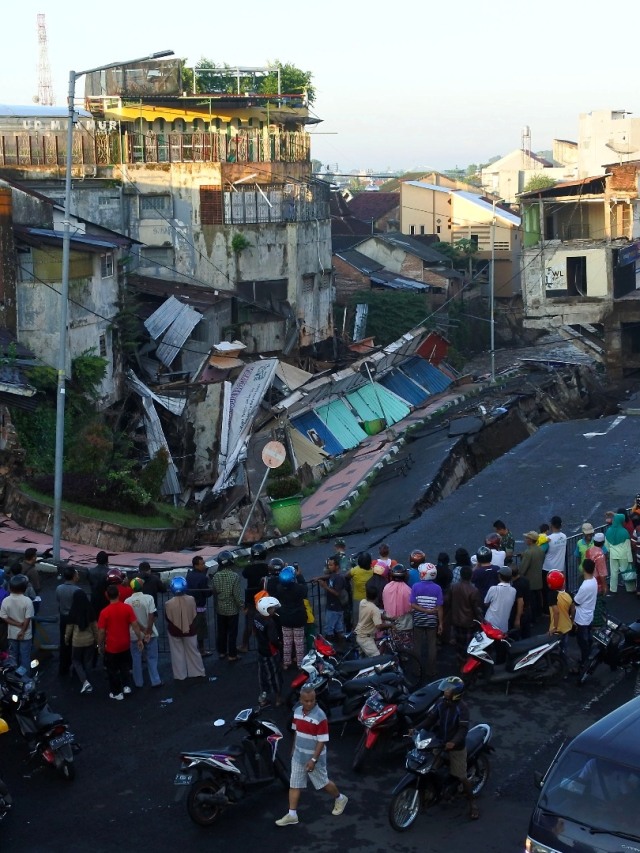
[104,649,132,695]
[575,624,592,666]
[414,626,438,678]
[216,613,239,657]
[193,611,208,651]
[59,615,72,675]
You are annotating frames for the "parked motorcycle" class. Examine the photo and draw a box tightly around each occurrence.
[578,617,640,684]
[174,706,289,826]
[312,632,423,690]
[388,723,493,832]
[461,620,567,686]
[288,649,408,725]
[0,717,12,821]
[353,679,442,772]
[0,656,76,781]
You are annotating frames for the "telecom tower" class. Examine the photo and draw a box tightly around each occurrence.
[36,13,55,105]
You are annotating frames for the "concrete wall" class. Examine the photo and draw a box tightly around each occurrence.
[578,110,640,178]
[400,183,451,240]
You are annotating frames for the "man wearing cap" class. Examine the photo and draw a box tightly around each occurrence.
[484,567,516,633]
[410,564,443,678]
[127,578,162,689]
[520,531,545,622]
[575,523,595,579]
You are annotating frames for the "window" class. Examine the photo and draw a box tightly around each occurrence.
[302,274,315,294]
[200,186,223,225]
[470,234,479,248]
[566,256,587,295]
[99,334,107,357]
[237,279,287,308]
[139,194,171,219]
[409,225,415,235]
[436,225,441,234]
[98,196,119,208]
[100,252,114,278]
[140,246,175,268]
[420,225,425,235]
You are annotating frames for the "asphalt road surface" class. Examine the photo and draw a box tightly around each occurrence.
[3,412,640,852]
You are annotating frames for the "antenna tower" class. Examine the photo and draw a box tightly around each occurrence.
[36,13,55,105]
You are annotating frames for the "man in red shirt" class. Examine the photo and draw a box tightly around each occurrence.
[97,585,145,700]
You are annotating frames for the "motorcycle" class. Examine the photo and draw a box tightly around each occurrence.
[288,649,408,725]
[312,632,423,690]
[0,656,77,781]
[578,617,640,684]
[461,620,567,687]
[388,724,493,832]
[0,717,12,821]
[353,679,443,772]
[174,706,289,826]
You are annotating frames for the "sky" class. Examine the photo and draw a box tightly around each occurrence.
[2,0,640,173]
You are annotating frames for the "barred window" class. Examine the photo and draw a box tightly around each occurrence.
[200,186,223,225]
[139,194,171,219]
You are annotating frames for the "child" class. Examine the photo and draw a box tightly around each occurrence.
[537,523,550,553]
[254,596,283,707]
[546,570,572,658]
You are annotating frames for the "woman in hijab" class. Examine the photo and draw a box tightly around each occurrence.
[605,512,634,594]
[64,589,99,694]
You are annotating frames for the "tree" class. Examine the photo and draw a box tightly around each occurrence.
[523,173,557,193]
[432,239,478,273]
[184,58,315,102]
[260,61,315,103]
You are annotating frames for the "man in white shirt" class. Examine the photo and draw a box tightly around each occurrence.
[0,574,34,668]
[542,515,567,607]
[573,559,597,669]
[484,567,516,633]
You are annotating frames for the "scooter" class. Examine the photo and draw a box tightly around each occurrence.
[0,717,12,821]
[461,620,567,687]
[174,707,289,827]
[578,617,640,684]
[0,656,77,781]
[388,724,493,832]
[353,679,443,771]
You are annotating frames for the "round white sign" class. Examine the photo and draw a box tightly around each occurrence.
[261,440,287,469]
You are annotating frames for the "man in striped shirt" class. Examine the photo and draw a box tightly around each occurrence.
[275,686,348,826]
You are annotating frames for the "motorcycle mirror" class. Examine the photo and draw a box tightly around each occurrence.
[213,719,225,727]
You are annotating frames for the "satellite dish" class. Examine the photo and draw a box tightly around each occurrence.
[359,360,377,379]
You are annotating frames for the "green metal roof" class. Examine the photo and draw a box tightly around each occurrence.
[346,382,410,425]
[314,399,367,449]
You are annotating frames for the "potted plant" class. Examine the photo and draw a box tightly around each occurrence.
[266,459,303,534]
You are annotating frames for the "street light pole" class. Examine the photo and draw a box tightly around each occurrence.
[52,49,174,560]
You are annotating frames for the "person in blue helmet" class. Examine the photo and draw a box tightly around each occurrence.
[164,576,205,681]
[276,566,308,669]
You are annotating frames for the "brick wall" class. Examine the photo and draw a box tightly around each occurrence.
[333,255,371,305]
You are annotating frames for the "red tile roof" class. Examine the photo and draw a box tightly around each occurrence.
[347,192,399,222]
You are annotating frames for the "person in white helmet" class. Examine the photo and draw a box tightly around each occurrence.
[410,563,443,678]
[254,597,283,707]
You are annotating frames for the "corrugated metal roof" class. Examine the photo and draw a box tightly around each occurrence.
[144,296,185,340]
[16,227,120,251]
[379,369,429,406]
[288,423,329,468]
[144,297,203,367]
[346,382,410,425]
[400,357,453,395]
[375,233,450,264]
[405,181,451,194]
[335,249,384,274]
[453,191,521,226]
[370,270,428,291]
[314,399,367,450]
[126,370,186,416]
[291,411,345,457]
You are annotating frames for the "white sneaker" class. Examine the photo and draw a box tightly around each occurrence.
[275,813,299,827]
[332,795,348,816]
[109,692,124,701]
[81,681,93,694]
[123,686,132,694]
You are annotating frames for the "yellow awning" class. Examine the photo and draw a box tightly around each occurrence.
[104,104,232,123]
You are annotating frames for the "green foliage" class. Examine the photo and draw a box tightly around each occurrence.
[71,351,108,400]
[231,233,251,253]
[104,469,153,510]
[112,288,144,356]
[432,239,478,272]
[139,449,170,501]
[12,407,57,473]
[523,173,557,193]
[28,366,57,394]
[347,291,431,347]
[186,58,314,103]
[266,455,300,499]
[71,421,113,475]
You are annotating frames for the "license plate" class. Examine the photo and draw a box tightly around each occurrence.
[593,629,611,645]
[174,772,193,785]
[49,732,74,750]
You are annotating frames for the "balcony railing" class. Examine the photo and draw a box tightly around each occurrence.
[0,128,310,167]
[223,183,329,224]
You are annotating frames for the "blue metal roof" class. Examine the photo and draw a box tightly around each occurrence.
[291,411,345,457]
[379,369,430,406]
[314,399,367,450]
[400,357,453,395]
[346,382,410,425]
[19,227,120,250]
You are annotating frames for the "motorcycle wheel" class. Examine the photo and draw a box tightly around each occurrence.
[388,783,429,832]
[352,733,368,773]
[543,652,568,684]
[396,650,423,690]
[578,652,602,685]
[274,757,289,790]
[467,753,490,796]
[58,760,75,781]
[186,777,225,827]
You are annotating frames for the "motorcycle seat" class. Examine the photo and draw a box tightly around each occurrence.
[36,708,64,728]
[338,654,395,674]
[184,745,243,759]
[506,636,552,658]
[342,671,403,696]
[401,684,441,718]
[465,725,488,754]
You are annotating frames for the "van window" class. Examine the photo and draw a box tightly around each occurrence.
[539,750,640,840]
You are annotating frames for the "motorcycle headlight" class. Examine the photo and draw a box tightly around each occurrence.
[11,694,18,703]
[414,734,433,750]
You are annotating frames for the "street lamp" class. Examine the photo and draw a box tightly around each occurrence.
[52,49,174,560]
[490,200,497,384]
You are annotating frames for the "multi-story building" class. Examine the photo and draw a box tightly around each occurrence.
[519,162,640,376]
[0,59,333,358]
